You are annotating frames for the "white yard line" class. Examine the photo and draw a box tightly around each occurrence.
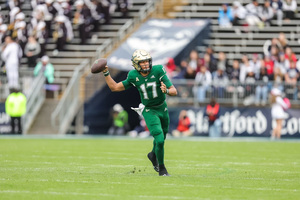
[161,184,298,192]
[0,190,211,200]
[0,178,138,185]
[138,194,209,200]
[0,185,298,199]
[0,190,120,197]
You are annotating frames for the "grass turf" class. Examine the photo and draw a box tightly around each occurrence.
[0,137,299,200]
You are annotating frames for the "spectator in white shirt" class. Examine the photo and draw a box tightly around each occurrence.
[245,0,263,28]
[240,54,255,83]
[194,66,212,102]
[24,36,41,68]
[258,0,274,26]
[282,0,297,20]
[270,87,289,139]
[271,0,283,26]
[249,53,262,79]
[9,6,20,24]
[232,1,247,26]
[36,21,48,57]
[0,24,8,44]
[1,36,22,88]
[14,21,28,52]
[8,0,23,10]
[212,65,229,98]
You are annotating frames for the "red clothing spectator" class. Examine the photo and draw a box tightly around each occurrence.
[284,47,297,63]
[165,58,177,78]
[177,116,191,132]
[264,56,274,75]
[205,101,220,125]
[205,98,222,137]
[172,110,192,137]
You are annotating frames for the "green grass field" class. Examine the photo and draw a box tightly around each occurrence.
[0,136,299,200]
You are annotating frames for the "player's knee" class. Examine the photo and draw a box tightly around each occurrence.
[156,139,164,148]
[151,128,161,137]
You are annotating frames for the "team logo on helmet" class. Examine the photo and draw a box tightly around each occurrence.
[131,49,152,73]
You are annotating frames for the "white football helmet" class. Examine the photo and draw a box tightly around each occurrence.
[131,49,152,73]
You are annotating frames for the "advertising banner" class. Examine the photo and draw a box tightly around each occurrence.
[169,107,300,138]
[107,18,210,71]
[0,103,11,134]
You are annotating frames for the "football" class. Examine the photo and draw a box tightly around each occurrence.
[91,58,107,74]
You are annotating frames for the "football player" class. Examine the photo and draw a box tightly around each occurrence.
[102,49,177,176]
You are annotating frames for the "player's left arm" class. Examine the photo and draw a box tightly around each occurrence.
[159,66,177,96]
[168,85,178,96]
[160,82,177,96]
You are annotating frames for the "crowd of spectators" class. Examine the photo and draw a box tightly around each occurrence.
[162,0,299,106]
[219,0,297,28]
[1,0,299,107]
[0,0,130,90]
[166,31,300,106]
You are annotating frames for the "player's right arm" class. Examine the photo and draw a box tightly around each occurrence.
[103,67,125,92]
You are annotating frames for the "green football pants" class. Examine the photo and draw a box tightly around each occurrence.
[142,101,169,165]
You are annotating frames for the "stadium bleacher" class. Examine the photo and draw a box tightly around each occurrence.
[161,0,300,107]
[167,0,300,58]
[0,0,160,134]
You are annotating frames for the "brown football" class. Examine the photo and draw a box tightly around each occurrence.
[91,58,107,74]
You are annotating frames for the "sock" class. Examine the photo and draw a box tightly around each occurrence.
[155,140,164,165]
[152,133,165,165]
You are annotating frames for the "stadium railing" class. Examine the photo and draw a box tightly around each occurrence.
[0,71,46,134]
[168,79,300,108]
[23,73,46,134]
[51,59,89,135]
[0,77,9,102]
[0,69,46,134]
[0,69,32,102]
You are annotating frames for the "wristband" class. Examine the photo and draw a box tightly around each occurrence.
[166,89,169,94]
[103,71,110,77]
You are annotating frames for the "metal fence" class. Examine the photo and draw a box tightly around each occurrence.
[23,73,46,134]
[51,59,89,134]
[0,69,46,134]
[168,79,300,108]
[0,68,36,102]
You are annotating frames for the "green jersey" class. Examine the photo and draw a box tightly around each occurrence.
[122,65,173,107]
